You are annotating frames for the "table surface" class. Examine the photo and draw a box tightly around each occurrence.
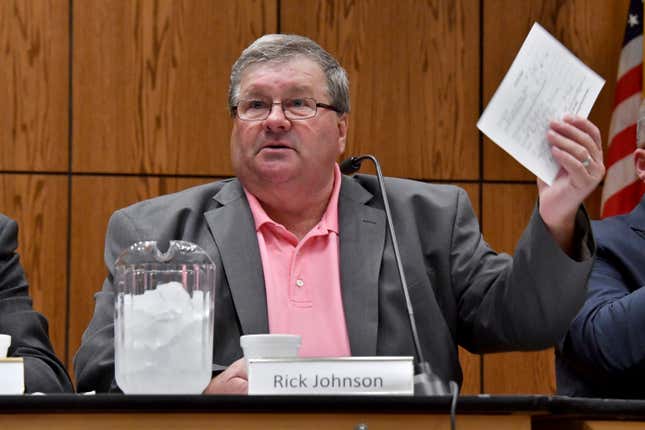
[1,394,645,419]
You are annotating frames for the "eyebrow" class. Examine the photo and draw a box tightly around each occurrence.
[240,84,316,99]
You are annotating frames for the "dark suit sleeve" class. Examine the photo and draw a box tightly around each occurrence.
[452,190,594,352]
[0,215,73,393]
[74,209,139,393]
[562,239,645,377]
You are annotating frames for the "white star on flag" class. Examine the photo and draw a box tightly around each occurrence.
[628,13,639,26]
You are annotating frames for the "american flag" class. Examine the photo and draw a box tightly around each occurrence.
[601,0,645,218]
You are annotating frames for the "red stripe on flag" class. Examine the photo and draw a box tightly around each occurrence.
[613,64,642,108]
[601,179,645,218]
[606,124,637,168]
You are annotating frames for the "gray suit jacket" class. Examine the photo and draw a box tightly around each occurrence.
[74,175,594,392]
[0,213,72,393]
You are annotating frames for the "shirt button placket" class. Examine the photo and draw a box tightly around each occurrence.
[292,246,306,300]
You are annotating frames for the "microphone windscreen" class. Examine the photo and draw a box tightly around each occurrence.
[340,157,362,174]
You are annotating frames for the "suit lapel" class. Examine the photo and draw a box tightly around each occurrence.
[628,198,645,237]
[339,176,386,356]
[204,180,269,335]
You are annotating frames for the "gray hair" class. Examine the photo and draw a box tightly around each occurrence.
[228,34,350,115]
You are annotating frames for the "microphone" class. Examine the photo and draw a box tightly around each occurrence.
[340,155,453,396]
[339,157,363,175]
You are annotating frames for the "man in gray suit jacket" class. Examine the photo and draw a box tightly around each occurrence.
[75,34,605,394]
[0,213,72,393]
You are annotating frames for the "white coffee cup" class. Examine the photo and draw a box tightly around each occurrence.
[240,334,301,359]
[0,334,11,358]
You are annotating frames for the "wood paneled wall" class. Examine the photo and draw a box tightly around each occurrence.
[0,0,629,394]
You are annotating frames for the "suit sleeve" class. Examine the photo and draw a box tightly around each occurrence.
[74,210,139,393]
[560,244,645,377]
[451,190,594,352]
[0,215,73,393]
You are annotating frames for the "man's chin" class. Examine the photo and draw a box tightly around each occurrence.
[252,163,299,185]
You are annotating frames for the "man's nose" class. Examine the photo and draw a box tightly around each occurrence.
[263,102,291,132]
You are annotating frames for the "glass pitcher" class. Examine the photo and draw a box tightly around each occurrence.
[114,240,215,394]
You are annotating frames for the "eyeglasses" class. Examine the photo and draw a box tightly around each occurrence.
[233,97,341,121]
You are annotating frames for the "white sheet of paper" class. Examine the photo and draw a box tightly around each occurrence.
[477,22,605,185]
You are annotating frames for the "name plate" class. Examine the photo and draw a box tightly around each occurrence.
[0,357,24,394]
[247,356,413,395]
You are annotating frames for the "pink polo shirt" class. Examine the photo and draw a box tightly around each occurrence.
[243,164,351,357]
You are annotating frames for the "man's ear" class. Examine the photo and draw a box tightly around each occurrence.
[337,113,348,155]
[635,148,645,182]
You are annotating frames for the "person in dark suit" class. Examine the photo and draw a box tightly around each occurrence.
[557,146,645,398]
[0,213,72,393]
[75,34,604,394]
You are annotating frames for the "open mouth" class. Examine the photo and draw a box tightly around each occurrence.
[260,143,293,151]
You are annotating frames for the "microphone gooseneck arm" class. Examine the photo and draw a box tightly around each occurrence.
[340,155,450,396]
